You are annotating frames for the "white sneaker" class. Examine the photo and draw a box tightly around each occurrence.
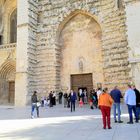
[31,115,34,119]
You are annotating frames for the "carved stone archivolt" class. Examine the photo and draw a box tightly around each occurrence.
[0,60,16,79]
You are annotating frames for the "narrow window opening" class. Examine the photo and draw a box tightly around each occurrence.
[10,9,17,43]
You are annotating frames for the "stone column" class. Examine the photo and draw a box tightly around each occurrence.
[15,0,29,106]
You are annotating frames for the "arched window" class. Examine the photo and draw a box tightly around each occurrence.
[10,9,17,43]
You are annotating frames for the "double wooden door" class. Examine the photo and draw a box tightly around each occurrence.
[9,81,15,103]
[71,73,93,94]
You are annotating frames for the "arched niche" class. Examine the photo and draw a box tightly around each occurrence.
[57,10,104,93]
[56,10,102,45]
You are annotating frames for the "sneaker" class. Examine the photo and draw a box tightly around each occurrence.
[115,120,117,123]
[103,127,106,129]
[127,121,133,124]
[118,120,123,123]
[108,127,112,129]
[135,120,139,123]
[31,115,34,119]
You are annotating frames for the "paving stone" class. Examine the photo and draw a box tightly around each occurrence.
[0,104,139,140]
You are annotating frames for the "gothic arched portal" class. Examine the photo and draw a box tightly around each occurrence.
[57,11,104,93]
[0,60,16,104]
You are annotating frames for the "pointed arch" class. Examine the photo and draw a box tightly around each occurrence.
[56,9,104,92]
[2,0,17,44]
[0,60,16,79]
[10,8,17,43]
[56,10,102,45]
[0,60,16,104]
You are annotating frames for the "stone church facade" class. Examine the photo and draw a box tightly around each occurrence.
[0,0,140,106]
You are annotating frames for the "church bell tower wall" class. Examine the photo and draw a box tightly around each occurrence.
[35,0,129,93]
[15,0,38,106]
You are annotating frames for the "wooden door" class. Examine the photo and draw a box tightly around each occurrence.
[9,81,15,103]
[71,73,93,94]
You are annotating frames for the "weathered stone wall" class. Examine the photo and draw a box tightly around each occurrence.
[27,0,38,101]
[101,0,129,91]
[1,0,139,105]
[35,0,129,93]
[124,0,140,89]
[15,0,38,106]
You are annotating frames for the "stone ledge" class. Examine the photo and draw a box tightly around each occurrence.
[0,43,16,50]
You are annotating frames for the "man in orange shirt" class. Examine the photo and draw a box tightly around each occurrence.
[98,88,114,129]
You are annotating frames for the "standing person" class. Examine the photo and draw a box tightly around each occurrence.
[93,89,98,108]
[97,88,102,99]
[49,91,53,107]
[44,97,48,108]
[83,89,88,104]
[81,91,85,104]
[52,91,56,105]
[79,98,83,107]
[63,92,68,108]
[132,85,140,119]
[41,96,44,107]
[78,89,82,101]
[31,91,39,118]
[98,88,114,129]
[58,91,63,104]
[67,93,71,108]
[124,84,139,124]
[89,90,93,109]
[70,90,77,112]
[110,86,123,123]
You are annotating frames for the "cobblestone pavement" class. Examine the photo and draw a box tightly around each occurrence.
[0,104,140,140]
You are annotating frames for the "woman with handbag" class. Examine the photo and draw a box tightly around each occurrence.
[98,88,114,129]
[31,91,40,118]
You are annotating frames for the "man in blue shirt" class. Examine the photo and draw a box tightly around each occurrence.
[110,86,123,123]
[124,84,139,124]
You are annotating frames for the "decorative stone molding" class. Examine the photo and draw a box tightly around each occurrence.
[0,43,16,50]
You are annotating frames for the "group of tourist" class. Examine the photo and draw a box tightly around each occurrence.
[30,84,140,130]
[98,85,140,129]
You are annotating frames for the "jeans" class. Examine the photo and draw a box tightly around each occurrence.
[136,107,140,119]
[127,104,138,122]
[113,103,121,121]
[31,103,39,117]
[71,101,75,112]
[100,106,111,128]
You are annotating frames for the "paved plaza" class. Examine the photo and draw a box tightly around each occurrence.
[0,104,140,140]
